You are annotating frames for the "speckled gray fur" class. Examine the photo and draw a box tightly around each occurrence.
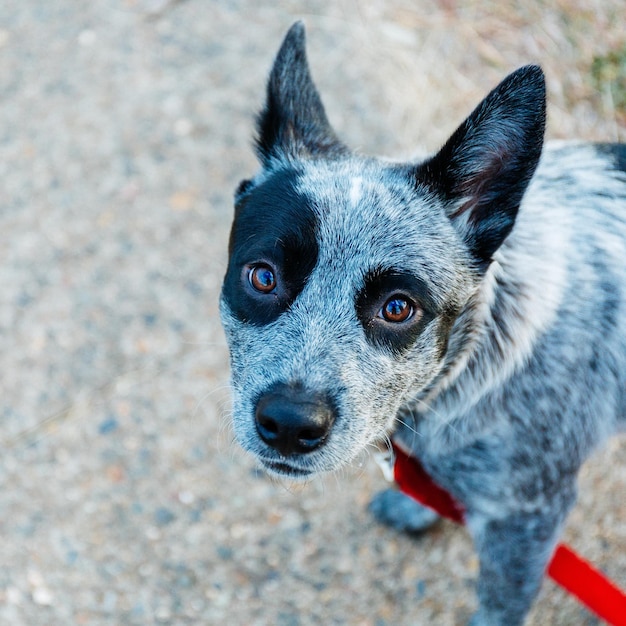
[220,23,626,626]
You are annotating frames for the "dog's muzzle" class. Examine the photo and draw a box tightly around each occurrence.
[254,383,336,457]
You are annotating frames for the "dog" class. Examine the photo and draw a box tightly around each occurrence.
[220,22,626,625]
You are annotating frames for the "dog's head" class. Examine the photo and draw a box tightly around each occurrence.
[220,22,545,478]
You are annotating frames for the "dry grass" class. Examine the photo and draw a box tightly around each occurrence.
[292,0,625,155]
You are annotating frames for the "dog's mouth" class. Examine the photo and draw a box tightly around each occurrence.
[260,458,314,479]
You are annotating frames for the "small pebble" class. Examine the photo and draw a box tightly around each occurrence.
[32,587,54,606]
[178,490,195,505]
[154,507,176,526]
[98,417,119,435]
[77,29,96,47]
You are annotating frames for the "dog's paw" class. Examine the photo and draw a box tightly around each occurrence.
[368,488,440,535]
[468,612,485,626]
[467,610,504,626]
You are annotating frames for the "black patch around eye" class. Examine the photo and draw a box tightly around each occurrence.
[356,268,438,354]
[221,168,319,326]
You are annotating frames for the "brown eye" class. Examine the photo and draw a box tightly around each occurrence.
[379,296,413,323]
[249,264,277,294]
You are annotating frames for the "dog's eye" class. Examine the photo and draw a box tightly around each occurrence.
[379,296,414,323]
[248,264,277,294]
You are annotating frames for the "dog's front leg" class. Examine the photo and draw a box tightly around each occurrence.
[368,488,440,534]
[468,504,573,626]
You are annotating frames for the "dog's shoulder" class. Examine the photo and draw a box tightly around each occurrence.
[410,140,626,454]
[533,141,626,193]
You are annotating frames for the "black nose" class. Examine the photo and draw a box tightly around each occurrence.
[255,384,335,456]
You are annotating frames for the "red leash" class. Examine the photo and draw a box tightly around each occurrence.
[392,443,626,626]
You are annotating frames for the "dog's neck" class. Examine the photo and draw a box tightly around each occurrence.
[401,149,577,450]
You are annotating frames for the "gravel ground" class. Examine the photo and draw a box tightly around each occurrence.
[0,1,624,624]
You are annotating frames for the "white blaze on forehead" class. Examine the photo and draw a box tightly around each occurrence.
[349,176,363,207]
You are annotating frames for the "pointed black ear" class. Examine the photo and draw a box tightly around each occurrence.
[417,65,546,263]
[255,22,347,166]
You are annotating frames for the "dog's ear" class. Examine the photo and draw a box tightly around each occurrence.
[255,22,347,166]
[417,65,546,263]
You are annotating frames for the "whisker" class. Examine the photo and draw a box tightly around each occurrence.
[192,383,232,419]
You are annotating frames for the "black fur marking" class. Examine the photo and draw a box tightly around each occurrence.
[222,168,318,325]
[415,65,546,263]
[255,22,347,165]
[235,178,254,201]
[356,268,438,354]
[590,248,621,337]
[596,143,626,173]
